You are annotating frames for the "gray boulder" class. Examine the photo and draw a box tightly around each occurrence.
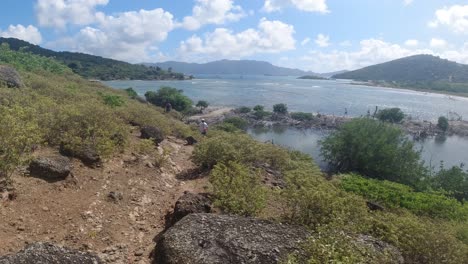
[29,156,71,181]
[154,213,309,264]
[60,144,101,167]
[0,65,22,88]
[140,126,165,145]
[169,192,212,226]
[0,242,102,264]
[355,235,404,264]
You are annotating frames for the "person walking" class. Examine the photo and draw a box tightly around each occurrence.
[165,101,172,113]
[199,119,208,136]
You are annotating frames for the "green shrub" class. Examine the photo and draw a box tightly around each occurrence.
[236,106,251,113]
[102,94,125,108]
[214,122,241,133]
[341,174,468,220]
[196,100,209,111]
[253,110,271,120]
[253,105,264,112]
[124,87,138,98]
[438,116,449,131]
[431,164,468,202]
[144,86,192,112]
[320,118,426,187]
[210,161,267,216]
[223,117,249,130]
[290,112,313,121]
[376,108,405,123]
[273,103,288,114]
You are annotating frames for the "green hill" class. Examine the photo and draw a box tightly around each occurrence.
[0,37,186,81]
[333,55,468,94]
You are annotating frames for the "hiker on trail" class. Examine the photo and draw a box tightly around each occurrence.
[165,102,172,112]
[199,119,208,135]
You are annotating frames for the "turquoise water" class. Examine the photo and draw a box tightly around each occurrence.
[104,75,468,169]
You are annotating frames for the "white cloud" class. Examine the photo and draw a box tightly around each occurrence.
[430,38,447,48]
[35,0,109,29]
[405,39,419,47]
[403,0,413,6]
[301,37,311,46]
[339,40,352,47]
[0,24,42,44]
[429,5,468,33]
[53,8,175,62]
[178,18,295,61]
[182,0,245,30]
[263,0,328,13]
[315,33,330,47]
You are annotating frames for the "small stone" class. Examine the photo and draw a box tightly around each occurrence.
[134,250,144,256]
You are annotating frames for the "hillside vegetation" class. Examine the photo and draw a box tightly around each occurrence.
[0,37,186,81]
[333,55,468,94]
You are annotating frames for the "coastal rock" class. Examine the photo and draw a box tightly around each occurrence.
[168,192,212,226]
[141,126,165,145]
[29,156,71,181]
[154,213,309,264]
[0,65,22,88]
[60,144,102,167]
[0,242,103,264]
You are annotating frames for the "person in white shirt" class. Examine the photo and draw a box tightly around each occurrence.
[199,119,208,135]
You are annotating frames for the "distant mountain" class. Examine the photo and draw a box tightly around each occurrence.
[144,60,316,76]
[333,55,468,82]
[0,37,186,81]
[318,70,348,78]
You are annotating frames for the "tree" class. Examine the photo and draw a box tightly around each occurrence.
[144,86,192,112]
[376,108,405,123]
[431,164,467,202]
[320,118,426,187]
[196,100,209,111]
[273,103,288,114]
[253,105,264,112]
[438,116,449,131]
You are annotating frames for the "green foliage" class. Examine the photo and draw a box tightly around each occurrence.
[431,164,468,202]
[196,100,209,111]
[376,108,405,123]
[0,104,42,180]
[222,117,249,130]
[102,94,125,108]
[235,106,251,113]
[273,103,288,114]
[210,161,267,216]
[341,174,468,220]
[438,116,449,131]
[320,118,426,187]
[144,86,192,112]
[214,122,240,133]
[290,112,313,121]
[253,105,264,111]
[135,139,170,168]
[253,110,271,120]
[124,87,138,98]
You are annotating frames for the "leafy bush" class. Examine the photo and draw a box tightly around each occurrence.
[376,108,405,123]
[235,106,251,113]
[273,103,288,114]
[214,122,240,133]
[210,161,267,216]
[196,100,209,111]
[124,87,138,98]
[438,116,449,131]
[290,112,313,121]
[102,94,125,108]
[144,86,192,112]
[431,164,468,202]
[320,118,426,187]
[223,117,249,130]
[340,174,468,220]
[253,110,271,120]
[253,105,264,111]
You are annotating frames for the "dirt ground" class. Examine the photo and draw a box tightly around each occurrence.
[0,128,209,263]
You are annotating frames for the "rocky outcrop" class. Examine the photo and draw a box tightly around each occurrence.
[355,235,404,264]
[60,144,101,167]
[29,156,71,181]
[141,126,165,145]
[167,192,212,226]
[0,65,22,88]
[0,242,102,264]
[155,213,309,264]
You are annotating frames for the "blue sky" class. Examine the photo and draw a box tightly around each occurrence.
[1,0,468,72]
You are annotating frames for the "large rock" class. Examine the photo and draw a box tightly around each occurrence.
[0,65,22,88]
[0,242,102,264]
[168,192,212,226]
[140,126,165,145]
[355,235,404,264]
[29,156,71,181]
[60,144,101,167]
[154,213,309,264]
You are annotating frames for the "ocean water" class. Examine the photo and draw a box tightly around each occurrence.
[104,75,468,169]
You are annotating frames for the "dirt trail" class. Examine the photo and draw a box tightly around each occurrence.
[0,129,208,263]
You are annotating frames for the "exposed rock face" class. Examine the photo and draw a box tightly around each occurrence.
[141,126,165,145]
[0,242,102,264]
[155,213,309,264]
[0,65,22,88]
[356,235,405,264]
[29,156,71,181]
[169,192,212,226]
[60,144,101,167]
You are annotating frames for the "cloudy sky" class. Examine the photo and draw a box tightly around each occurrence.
[1,0,468,73]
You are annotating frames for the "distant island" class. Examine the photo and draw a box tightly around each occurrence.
[144,60,318,76]
[333,55,468,95]
[0,37,189,81]
[298,75,327,80]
